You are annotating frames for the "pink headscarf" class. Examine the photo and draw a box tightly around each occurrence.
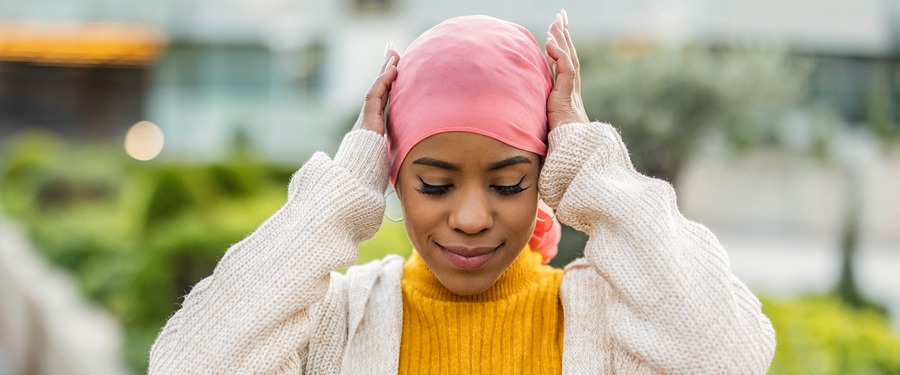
[386,15,561,264]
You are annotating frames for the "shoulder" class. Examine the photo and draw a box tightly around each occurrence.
[318,254,406,306]
[343,254,406,281]
[559,258,612,304]
[310,254,406,352]
[331,254,406,305]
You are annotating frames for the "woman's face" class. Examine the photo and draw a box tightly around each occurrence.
[396,132,541,296]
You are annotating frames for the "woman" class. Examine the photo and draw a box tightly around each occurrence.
[150,12,775,374]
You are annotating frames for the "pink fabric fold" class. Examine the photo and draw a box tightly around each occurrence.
[530,199,561,264]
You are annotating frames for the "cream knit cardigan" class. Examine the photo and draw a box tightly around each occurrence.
[149,122,775,374]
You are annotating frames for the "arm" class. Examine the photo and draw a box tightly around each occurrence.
[542,122,775,373]
[149,47,401,374]
[544,11,773,373]
[148,130,389,374]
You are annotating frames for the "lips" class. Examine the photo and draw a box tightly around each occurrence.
[438,243,499,270]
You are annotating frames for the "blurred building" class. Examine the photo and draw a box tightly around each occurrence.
[1,0,898,160]
[1,1,899,365]
[0,23,162,139]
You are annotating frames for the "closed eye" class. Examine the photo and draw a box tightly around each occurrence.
[491,176,530,196]
[416,176,452,196]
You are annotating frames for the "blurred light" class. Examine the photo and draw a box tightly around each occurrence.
[0,22,166,67]
[124,121,165,161]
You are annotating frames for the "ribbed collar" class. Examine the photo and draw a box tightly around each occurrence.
[401,246,556,302]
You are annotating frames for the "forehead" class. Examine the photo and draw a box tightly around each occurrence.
[405,132,540,167]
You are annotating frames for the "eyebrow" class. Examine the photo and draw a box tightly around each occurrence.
[411,156,531,171]
[412,157,459,170]
[487,156,532,171]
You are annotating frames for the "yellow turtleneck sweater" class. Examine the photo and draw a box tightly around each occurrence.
[399,247,565,374]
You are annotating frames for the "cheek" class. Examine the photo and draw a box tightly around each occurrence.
[397,185,438,247]
[499,193,539,241]
[496,189,538,247]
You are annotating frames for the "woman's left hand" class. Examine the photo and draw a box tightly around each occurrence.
[545,9,589,131]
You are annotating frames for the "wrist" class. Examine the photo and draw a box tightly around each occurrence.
[334,130,390,193]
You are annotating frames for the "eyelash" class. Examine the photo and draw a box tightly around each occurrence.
[416,177,452,196]
[415,176,530,196]
[495,176,530,196]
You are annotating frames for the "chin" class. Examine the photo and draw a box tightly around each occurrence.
[446,283,491,296]
[439,270,498,296]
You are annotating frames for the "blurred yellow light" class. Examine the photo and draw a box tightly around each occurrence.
[124,121,165,161]
[0,22,165,67]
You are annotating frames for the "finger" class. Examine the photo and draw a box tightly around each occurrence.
[549,21,578,85]
[546,34,562,79]
[546,30,568,65]
[356,44,401,134]
[557,15,580,93]
[547,44,575,92]
[379,42,401,72]
[545,35,557,78]
[563,29,580,93]
[362,59,398,132]
[380,53,392,73]
[379,55,399,110]
[549,23,569,58]
[369,56,396,105]
[386,48,401,71]
[380,42,394,69]
[545,41,574,95]
[562,25,579,74]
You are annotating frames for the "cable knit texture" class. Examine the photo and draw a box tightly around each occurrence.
[399,247,564,374]
[149,123,776,374]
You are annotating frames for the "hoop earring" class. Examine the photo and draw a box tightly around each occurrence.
[384,189,403,222]
[536,210,557,223]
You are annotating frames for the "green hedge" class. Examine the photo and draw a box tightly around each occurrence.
[2,132,898,373]
[763,295,900,374]
[0,132,410,371]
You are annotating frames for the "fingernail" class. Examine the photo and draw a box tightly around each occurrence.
[556,13,563,28]
[384,42,392,58]
[387,56,395,67]
[561,9,569,27]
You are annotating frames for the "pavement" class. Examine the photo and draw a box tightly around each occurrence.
[717,229,900,331]
[0,350,10,375]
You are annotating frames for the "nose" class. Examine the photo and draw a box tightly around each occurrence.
[448,191,493,235]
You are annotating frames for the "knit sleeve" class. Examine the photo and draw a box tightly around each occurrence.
[148,130,389,374]
[542,122,775,374]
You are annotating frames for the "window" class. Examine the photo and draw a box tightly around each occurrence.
[350,0,394,14]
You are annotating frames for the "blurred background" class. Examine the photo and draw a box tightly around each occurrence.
[0,0,899,374]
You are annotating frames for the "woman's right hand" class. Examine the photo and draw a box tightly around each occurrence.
[353,43,401,135]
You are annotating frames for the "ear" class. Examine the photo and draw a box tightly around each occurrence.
[392,181,403,200]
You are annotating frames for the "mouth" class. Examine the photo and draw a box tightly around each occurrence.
[437,242,500,271]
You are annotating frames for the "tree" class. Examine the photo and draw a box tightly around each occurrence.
[552,44,813,267]
[578,45,810,184]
